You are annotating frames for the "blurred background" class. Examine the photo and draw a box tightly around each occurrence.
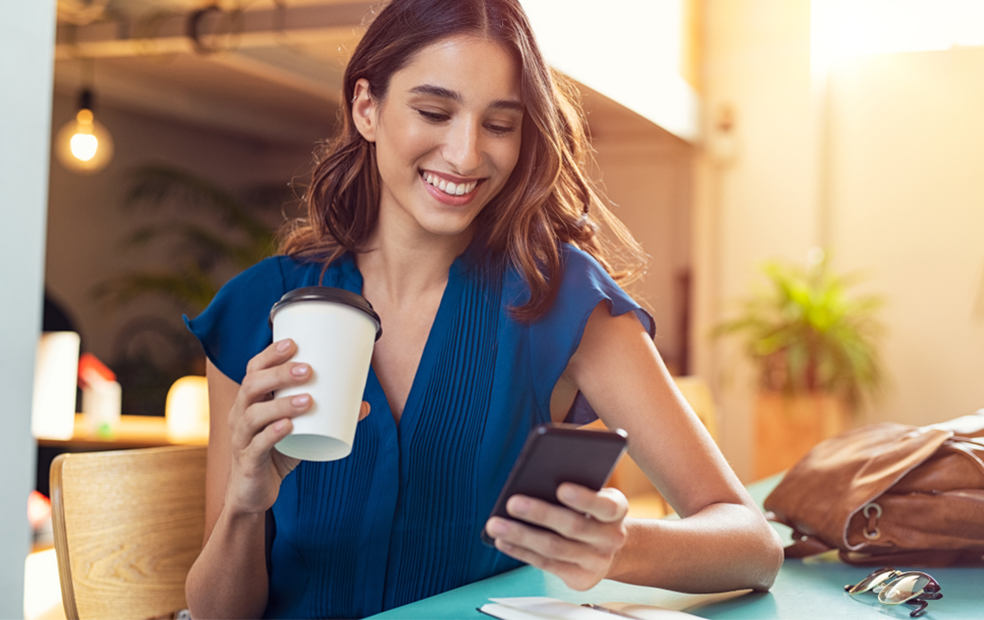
[41,0,984,477]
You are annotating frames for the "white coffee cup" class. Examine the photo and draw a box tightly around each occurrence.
[269,286,381,461]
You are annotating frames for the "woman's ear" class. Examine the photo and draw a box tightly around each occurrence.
[351,78,378,142]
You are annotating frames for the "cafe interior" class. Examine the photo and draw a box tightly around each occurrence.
[3,0,984,618]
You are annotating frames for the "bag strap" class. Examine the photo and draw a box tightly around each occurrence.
[765,510,836,559]
[840,548,984,567]
[785,537,835,559]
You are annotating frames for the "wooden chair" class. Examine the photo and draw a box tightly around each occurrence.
[50,445,207,620]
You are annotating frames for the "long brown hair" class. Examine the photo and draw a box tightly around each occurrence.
[280,0,646,320]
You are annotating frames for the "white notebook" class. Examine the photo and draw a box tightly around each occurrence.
[478,597,701,620]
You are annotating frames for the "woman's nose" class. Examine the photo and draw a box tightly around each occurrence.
[444,121,483,174]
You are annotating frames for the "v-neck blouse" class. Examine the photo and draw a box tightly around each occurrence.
[186,243,654,619]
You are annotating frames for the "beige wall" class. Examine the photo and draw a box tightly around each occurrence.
[695,0,984,481]
[826,48,984,425]
[694,0,818,480]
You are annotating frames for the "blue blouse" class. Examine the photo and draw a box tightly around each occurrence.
[186,242,654,619]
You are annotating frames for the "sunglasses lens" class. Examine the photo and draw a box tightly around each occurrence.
[880,574,930,604]
[849,569,897,594]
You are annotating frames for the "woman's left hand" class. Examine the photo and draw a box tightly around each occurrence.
[484,483,629,591]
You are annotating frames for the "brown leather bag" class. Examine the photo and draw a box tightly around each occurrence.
[763,410,984,567]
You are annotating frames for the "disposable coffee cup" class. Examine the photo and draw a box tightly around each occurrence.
[269,286,381,461]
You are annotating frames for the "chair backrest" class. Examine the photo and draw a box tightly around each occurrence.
[50,445,207,620]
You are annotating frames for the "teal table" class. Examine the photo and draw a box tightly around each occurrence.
[370,477,982,619]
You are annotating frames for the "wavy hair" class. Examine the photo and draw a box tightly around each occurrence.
[279,0,647,320]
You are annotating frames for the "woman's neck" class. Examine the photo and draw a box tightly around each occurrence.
[356,218,474,307]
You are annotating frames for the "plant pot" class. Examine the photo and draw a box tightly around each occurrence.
[754,391,849,480]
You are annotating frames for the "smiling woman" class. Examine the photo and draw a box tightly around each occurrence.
[350,36,524,247]
[182,1,783,619]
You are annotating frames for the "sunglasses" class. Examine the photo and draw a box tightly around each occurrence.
[845,567,943,617]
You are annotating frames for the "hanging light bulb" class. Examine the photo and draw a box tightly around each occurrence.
[55,89,114,174]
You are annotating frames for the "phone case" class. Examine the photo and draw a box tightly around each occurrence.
[481,423,628,546]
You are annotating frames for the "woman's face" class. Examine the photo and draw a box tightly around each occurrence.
[353,34,524,244]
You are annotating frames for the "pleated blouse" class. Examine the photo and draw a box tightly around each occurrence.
[186,242,654,619]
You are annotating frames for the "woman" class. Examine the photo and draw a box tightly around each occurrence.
[185,0,783,618]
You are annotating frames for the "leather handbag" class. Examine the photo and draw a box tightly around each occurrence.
[763,410,984,567]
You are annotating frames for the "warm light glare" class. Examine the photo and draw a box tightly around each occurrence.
[166,375,210,443]
[813,0,984,65]
[68,108,98,161]
[70,131,98,161]
[24,548,62,620]
[520,0,699,142]
[32,332,81,441]
[55,103,114,174]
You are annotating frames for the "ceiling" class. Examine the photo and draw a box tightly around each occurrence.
[53,0,678,148]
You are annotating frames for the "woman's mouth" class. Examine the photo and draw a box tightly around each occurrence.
[421,171,480,197]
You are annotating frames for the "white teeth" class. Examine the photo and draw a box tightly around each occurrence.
[423,172,478,196]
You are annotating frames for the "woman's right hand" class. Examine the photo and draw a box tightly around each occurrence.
[223,338,313,517]
[221,338,373,517]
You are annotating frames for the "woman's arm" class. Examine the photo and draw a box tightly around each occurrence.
[487,303,784,593]
[185,340,315,619]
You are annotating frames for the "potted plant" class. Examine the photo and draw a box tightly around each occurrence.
[714,249,885,478]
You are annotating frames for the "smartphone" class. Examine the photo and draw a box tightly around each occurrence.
[481,423,628,546]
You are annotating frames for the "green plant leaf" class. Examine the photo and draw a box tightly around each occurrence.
[713,250,886,412]
[95,164,282,315]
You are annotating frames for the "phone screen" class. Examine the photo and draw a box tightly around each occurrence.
[481,423,628,546]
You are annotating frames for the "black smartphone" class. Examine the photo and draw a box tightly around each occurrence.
[481,423,628,546]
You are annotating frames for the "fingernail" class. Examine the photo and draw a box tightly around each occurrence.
[292,394,310,407]
[276,339,291,352]
[559,485,577,502]
[291,364,309,377]
[488,519,508,536]
[510,497,531,514]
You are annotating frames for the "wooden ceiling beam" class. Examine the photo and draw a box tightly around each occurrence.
[54,1,372,60]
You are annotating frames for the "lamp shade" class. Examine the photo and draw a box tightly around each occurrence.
[165,375,210,443]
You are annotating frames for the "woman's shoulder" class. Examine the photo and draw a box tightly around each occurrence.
[185,254,345,382]
[230,254,326,288]
[499,242,605,294]
[221,253,355,295]
[536,242,655,336]
[557,242,604,275]
[554,242,628,306]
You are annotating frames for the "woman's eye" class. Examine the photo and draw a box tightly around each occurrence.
[417,109,449,122]
[485,123,517,136]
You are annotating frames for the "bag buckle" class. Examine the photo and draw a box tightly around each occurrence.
[863,502,883,540]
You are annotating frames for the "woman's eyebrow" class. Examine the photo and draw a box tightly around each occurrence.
[410,84,460,101]
[409,84,523,112]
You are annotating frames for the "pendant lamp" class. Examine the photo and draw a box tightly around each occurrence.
[54,88,114,174]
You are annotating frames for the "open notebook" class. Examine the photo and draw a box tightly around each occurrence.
[478,597,701,620]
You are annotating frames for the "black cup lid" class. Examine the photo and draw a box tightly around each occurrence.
[269,286,382,341]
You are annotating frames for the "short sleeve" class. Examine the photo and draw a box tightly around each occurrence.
[529,245,655,424]
[184,256,290,384]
